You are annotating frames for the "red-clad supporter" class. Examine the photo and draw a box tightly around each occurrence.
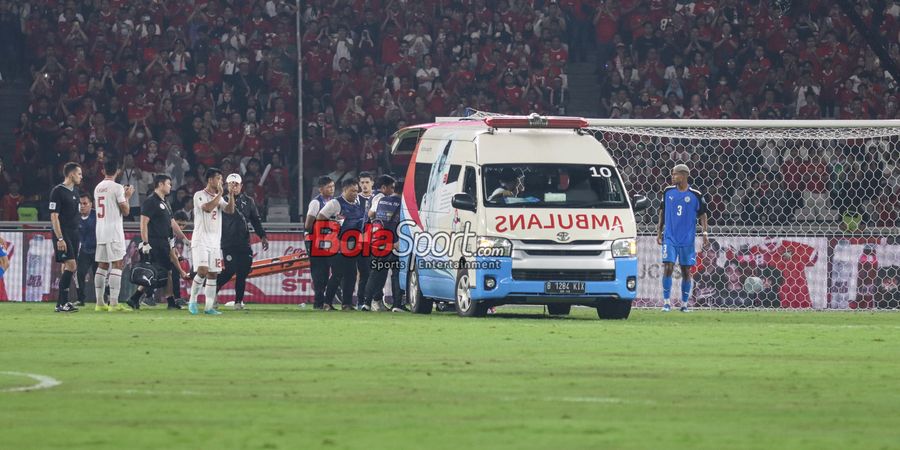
[0,182,23,222]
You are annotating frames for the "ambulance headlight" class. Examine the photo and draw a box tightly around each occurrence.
[611,238,637,258]
[476,236,513,257]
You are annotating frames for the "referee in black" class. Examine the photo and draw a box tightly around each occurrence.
[126,174,190,310]
[50,162,84,312]
[217,173,268,310]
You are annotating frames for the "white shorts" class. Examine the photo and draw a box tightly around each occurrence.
[95,241,126,263]
[191,244,223,273]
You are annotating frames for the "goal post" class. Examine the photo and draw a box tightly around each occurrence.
[583,119,900,310]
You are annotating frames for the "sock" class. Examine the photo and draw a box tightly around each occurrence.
[166,295,176,306]
[204,278,217,311]
[58,270,74,306]
[108,269,123,306]
[94,267,108,306]
[189,275,205,305]
[129,287,143,302]
[662,276,673,304]
[681,278,692,307]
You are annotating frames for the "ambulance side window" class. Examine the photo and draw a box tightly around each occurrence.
[463,167,477,198]
[414,163,432,210]
[447,165,461,185]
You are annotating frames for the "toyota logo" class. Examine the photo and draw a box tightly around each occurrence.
[556,232,570,242]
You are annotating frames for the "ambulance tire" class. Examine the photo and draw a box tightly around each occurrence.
[456,268,488,317]
[407,259,432,314]
[596,298,632,320]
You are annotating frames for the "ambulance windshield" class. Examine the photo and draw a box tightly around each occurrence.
[483,164,628,208]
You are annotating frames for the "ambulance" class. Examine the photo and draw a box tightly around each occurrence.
[390,114,649,319]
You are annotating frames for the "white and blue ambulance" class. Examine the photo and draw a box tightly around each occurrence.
[390,114,649,319]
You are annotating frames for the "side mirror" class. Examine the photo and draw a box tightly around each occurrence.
[452,192,477,212]
[632,194,650,212]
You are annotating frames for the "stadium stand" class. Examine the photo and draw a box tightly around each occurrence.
[0,0,898,227]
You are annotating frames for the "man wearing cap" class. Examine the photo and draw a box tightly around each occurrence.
[658,163,709,312]
[217,173,269,310]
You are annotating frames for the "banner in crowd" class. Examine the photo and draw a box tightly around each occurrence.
[828,237,900,309]
[0,232,24,302]
[636,236,830,309]
[126,232,314,304]
[1,231,896,309]
[5,232,314,304]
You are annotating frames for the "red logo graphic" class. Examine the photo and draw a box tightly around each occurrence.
[308,221,396,258]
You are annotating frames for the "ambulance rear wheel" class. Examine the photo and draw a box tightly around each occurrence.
[407,261,432,314]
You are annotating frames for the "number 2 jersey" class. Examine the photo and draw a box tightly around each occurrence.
[192,189,228,248]
[661,185,706,246]
[94,179,127,244]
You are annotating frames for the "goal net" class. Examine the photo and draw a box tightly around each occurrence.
[586,119,900,310]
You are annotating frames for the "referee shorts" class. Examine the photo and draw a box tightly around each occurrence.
[54,230,79,263]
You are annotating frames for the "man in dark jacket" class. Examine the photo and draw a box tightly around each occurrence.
[217,173,268,309]
[76,193,97,306]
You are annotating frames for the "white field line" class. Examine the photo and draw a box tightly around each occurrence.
[500,395,656,405]
[0,371,62,392]
[549,396,656,405]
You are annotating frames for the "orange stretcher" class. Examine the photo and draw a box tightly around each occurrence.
[246,252,310,279]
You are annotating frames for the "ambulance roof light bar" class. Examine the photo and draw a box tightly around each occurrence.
[484,113,588,129]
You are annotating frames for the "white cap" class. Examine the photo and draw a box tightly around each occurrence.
[226,173,242,184]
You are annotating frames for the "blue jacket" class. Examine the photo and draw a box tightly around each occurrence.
[79,210,97,254]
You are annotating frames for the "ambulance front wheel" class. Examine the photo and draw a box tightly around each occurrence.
[596,298,632,320]
[407,259,433,314]
[456,268,489,317]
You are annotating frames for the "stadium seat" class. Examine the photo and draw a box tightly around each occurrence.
[17,207,37,222]
[267,198,290,222]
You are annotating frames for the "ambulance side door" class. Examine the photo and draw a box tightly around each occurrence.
[453,164,479,264]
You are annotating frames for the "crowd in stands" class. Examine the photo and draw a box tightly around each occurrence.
[1,0,299,221]
[0,0,898,227]
[589,0,900,227]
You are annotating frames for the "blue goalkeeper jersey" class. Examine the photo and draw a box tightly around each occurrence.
[661,185,706,246]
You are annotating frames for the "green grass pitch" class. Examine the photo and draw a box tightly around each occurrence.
[1,303,899,450]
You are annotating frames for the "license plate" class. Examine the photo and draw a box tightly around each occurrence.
[544,281,585,294]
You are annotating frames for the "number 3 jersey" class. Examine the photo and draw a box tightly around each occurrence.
[192,189,228,248]
[661,185,706,246]
[94,179,127,244]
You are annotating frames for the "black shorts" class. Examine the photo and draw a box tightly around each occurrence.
[222,246,253,272]
[54,230,79,263]
[148,239,174,272]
